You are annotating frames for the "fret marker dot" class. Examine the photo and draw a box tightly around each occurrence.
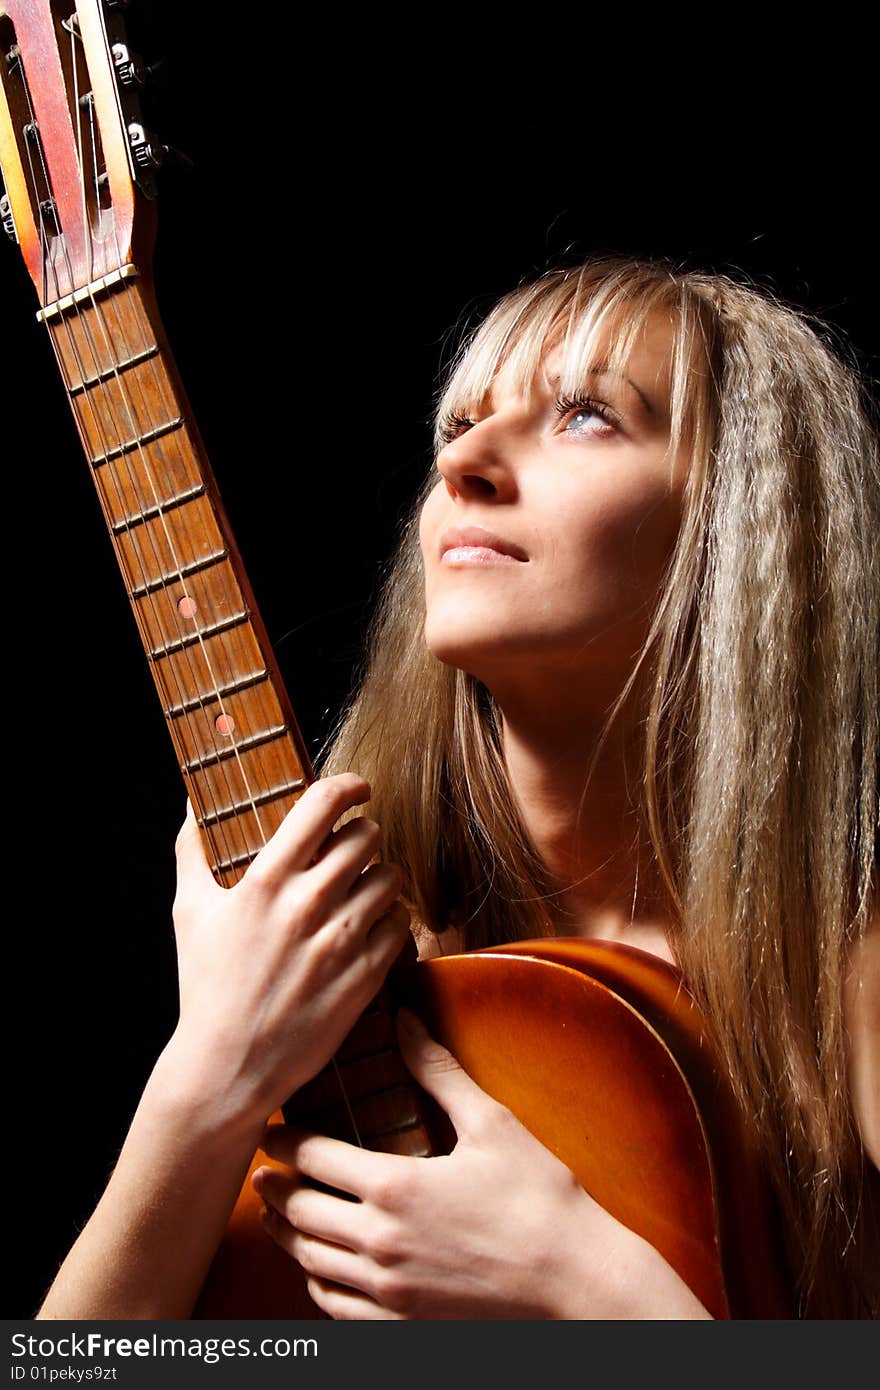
[178,595,197,618]
[216,713,235,736]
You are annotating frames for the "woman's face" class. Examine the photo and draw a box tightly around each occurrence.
[418,309,687,698]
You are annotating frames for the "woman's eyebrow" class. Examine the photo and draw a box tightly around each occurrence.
[475,366,656,419]
[546,368,654,416]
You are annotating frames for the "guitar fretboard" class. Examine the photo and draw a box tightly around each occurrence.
[44,266,312,886]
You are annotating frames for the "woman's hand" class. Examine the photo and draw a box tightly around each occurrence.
[36,771,411,1322]
[165,772,411,1128]
[252,1010,712,1319]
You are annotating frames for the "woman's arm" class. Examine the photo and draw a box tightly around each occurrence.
[37,774,410,1320]
[844,905,880,1171]
[37,1041,269,1319]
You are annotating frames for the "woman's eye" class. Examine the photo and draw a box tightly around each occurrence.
[437,395,618,446]
[557,396,617,437]
[437,413,472,446]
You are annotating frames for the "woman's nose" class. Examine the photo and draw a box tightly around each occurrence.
[435,423,519,503]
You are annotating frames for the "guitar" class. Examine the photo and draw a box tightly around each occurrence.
[0,0,792,1320]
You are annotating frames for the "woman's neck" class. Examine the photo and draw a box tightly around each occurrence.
[493,667,679,966]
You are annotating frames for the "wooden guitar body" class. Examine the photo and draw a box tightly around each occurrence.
[195,938,793,1321]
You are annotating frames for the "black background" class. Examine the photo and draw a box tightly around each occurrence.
[3,6,876,1318]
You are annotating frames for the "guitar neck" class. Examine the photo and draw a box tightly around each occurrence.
[43,266,314,886]
[2,0,438,1194]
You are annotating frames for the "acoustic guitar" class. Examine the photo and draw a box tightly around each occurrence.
[0,0,792,1320]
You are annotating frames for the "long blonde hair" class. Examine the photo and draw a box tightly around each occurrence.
[319,256,880,1317]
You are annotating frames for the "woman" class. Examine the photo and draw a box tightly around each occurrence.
[37,255,879,1320]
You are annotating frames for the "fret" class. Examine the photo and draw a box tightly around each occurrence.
[169,675,287,769]
[287,1097,434,1152]
[95,437,204,533]
[196,779,306,828]
[165,668,270,720]
[357,1117,431,1146]
[91,416,184,468]
[71,354,184,462]
[145,620,265,718]
[354,1090,421,1134]
[197,802,294,887]
[212,846,262,875]
[111,483,206,534]
[186,743,307,826]
[296,1048,407,1111]
[367,1129,434,1158]
[118,494,225,594]
[35,262,140,323]
[69,343,160,396]
[49,287,149,386]
[129,546,229,600]
[182,723,289,774]
[294,1084,421,1141]
[284,1025,436,1157]
[149,610,251,662]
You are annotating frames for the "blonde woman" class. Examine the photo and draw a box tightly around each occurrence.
[38,256,879,1320]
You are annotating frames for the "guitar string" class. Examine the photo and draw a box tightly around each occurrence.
[58,20,265,873]
[67,21,267,871]
[67,39,261,874]
[76,24,286,869]
[67,27,365,1148]
[43,28,241,874]
[15,29,238,875]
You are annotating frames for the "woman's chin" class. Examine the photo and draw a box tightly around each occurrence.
[423,622,543,682]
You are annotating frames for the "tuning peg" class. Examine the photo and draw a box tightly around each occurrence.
[127,122,192,177]
[112,41,147,90]
[127,121,165,170]
[1,192,17,242]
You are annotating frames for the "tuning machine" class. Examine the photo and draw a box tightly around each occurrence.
[1,191,17,242]
[127,122,192,176]
[111,40,146,89]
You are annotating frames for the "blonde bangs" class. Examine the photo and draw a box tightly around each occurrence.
[432,257,719,496]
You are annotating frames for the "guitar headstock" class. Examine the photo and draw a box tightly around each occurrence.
[0,0,160,310]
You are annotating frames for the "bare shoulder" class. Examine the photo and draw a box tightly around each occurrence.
[844,897,880,1171]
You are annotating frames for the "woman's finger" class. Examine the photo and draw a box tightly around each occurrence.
[261,1216,379,1298]
[301,1275,402,1321]
[395,1009,488,1136]
[253,1169,372,1249]
[363,898,412,971]
[314,860,406,944]
[245,774,371,884]
[297,817,387,909]
[258,1128,399,1201]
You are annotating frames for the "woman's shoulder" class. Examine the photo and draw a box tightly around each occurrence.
[844,899,880,1171]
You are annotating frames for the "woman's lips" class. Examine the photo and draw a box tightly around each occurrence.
[441,546,522,565]
[439,526,528,563]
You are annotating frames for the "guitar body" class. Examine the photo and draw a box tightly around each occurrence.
[194,939,793,1321]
